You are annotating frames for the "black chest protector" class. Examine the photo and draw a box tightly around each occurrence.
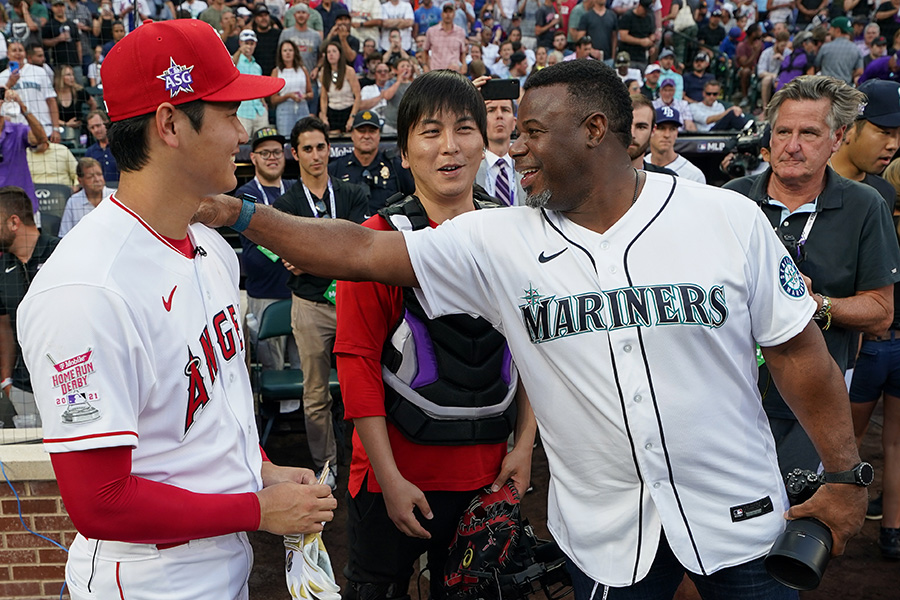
[378,194,518,445]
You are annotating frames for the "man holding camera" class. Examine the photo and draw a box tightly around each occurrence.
[725,75,900,477]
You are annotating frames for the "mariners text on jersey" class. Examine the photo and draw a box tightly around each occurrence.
[519,283,728,343]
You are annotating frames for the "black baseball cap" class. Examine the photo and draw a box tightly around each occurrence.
[509,51,528,66]
[859,79,900,128]
[250,126,286,150]
[352,110,384,130]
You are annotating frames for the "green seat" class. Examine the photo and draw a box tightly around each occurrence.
[256,300,303,446]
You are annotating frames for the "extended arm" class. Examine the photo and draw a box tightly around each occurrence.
[196,197,418,287]
[804,276,893,337]
[761,321,867,555]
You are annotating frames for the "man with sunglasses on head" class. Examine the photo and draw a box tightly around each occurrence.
[235,128,299,387]
[329,111,414,217]
[725,75,900,477]
[273,115,367,489]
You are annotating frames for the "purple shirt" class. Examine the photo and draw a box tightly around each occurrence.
[0,120,37,212]
[858,55,896,84]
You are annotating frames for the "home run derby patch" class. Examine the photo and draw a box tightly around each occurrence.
[778,256,806,299]
[47,350,102,424]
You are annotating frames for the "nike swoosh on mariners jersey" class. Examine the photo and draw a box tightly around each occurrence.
[4,266,15,273]
[162,286,177,312]
[538,248,568,263]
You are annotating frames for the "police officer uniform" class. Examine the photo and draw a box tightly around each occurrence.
[328,111,415,216]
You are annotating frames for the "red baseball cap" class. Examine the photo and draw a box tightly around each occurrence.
[102,19,284,121]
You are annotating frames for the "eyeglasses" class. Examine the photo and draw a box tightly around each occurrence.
[253,149,283,159]
[314,199,329,216]
[704,91,718,96]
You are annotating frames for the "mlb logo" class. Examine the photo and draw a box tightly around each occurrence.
[732,508,744,519]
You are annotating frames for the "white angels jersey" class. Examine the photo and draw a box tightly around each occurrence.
[19,197,262,496]
[403,173,816,586]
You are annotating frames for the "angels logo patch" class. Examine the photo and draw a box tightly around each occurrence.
[779,256,806,299]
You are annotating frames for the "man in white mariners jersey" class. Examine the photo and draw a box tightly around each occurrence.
[16,20,336,600]
[196,60,869,599]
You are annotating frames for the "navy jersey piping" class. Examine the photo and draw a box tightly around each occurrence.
[623,175,707,575]
[540,208,597,273]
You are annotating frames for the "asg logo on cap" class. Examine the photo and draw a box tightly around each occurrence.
[156,57,195,98]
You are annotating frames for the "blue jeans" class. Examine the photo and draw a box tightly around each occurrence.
[566,535,798,600]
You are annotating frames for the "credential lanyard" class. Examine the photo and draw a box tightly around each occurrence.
[302,179,336,219]
[254,177,285,204]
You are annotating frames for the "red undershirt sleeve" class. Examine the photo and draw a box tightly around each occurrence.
[260,445,270,462]
[51,446,261,544]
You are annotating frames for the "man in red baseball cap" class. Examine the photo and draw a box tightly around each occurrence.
[16,19,337,600]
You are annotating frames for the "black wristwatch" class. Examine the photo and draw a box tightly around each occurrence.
[822,462,875,487]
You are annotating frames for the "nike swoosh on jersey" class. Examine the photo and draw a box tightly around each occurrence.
[162,286,177,312]
[4,266,15,273]
[538,248,568,263]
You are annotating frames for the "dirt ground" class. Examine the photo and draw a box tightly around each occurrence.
[249,404,898,600]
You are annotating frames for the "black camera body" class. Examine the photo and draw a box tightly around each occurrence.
[725,129,765,178]
[784,468,825,506]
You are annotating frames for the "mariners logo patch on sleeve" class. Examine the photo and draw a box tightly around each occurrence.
[778,256,806,299]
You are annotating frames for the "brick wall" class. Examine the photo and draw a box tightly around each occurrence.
[0,479,73,600]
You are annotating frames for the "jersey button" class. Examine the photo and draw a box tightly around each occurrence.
[609,265,617,274]
[653,482,661,489]
[623,344,632,353]
[634,394,642,403]
[600,241,610,250]
[644,443,653,450]
[783,221,789,227]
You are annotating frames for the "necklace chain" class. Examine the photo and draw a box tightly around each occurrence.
[631,168,641,205]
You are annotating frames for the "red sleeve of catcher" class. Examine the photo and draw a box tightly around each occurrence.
[51,446,261,544]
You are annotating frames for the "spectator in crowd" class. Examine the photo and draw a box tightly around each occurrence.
[234,30,270,137]
[491,39,513,77]
[234,128,299,393]
[736,22,763,106]
[859,22,883,57]
[535,0,562,49]
[358,60,395,119]
[317,0,349,35]
[199,0,232,30]
[507,50,529,85]
[383,57,414,133]
[641,62,661,99]
[87,45,103,87]
[624,77,641,93]
[0,90,47,214]
[84,109,119,184]
[384,28,412,66]
[563,35,594,61]
[657,47,683,99]
[180,0,208,19]
[221,10,241,54]
[649,106,706,182]
[618,0,658,67]
[275,115,368,489]
[0,185,58,428]
[423,2,468,72]
[652,78,695,130]
[271,40,313,137]
[8,0,45,51]
[380,0,415,53]
[100,20,126,58]
[725,76,900,475]
[349,0,382,47]
[719,25,741,60]
[698,8,726,50]
[865,36,888,68]
[252,4,282,79]
[355,39,378,74]
[112,0,151,32]
[26,141,77,188]
[476,95,524,205]
[766,0,794,25]
[776,29,821,90]
[64,0,93,69]
[575,0,618,61]
[875,0,900,49]
[92,2,116,49]
[0,41,61,143]
[796,0,827,28]
[326,11,361,65]
[329,111,414,214]
[286,0,325,33]
[414,0,442,37]
[278,3,322,117]
[860,47,900,82]
[682,52,715,102]
[629,93,678,174]
[59,157,114,237]
[690,79,750,131]
[44,0,80,69]
[816,16,865,85]
[615,50,643,85]
[54,64,96,141]
[757,30,789,109]
[320,39,361,134]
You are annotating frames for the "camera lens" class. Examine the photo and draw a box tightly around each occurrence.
[765,518,832,590]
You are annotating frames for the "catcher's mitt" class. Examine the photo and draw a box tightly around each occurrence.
[444,481,522,596]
